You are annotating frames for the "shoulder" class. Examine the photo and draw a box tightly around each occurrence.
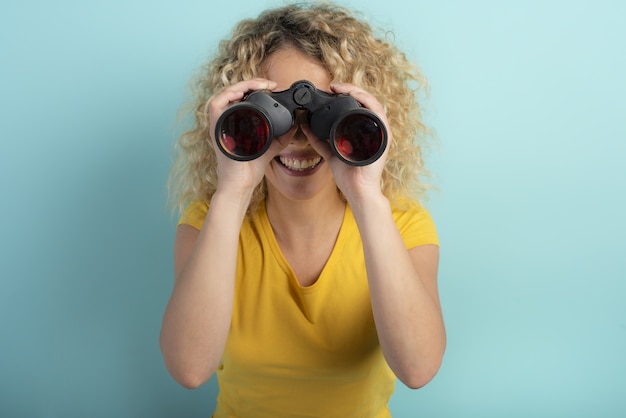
[177,201,209,230]
[390,199,439,248]
[177,200,264,232]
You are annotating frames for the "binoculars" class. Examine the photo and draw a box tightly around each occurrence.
[214,80,388,166]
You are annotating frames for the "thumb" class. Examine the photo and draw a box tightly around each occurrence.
[301,124,334,161]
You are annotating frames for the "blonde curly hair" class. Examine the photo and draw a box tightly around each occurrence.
[169,1,432,215]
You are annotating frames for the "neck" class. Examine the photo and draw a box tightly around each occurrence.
[265,185,346,246]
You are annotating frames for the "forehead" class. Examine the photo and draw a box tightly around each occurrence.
[262,47,332,92]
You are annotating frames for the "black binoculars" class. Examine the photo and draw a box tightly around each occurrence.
[214,80,388,166]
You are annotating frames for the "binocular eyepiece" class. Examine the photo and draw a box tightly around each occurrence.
[214,80,387,166]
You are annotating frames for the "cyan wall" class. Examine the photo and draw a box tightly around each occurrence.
[1,1,624,417]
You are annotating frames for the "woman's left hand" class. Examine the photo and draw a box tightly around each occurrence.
[305,83,390,203]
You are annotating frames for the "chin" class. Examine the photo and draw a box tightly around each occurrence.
[265,159,336,201]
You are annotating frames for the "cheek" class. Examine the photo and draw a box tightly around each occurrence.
[263,159,277,184]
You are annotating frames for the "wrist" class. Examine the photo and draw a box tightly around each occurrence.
[211,187,254,219]
[343,185,386,208]
[345,189,390,219]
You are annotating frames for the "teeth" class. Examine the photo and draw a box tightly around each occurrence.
[279,156,322,171]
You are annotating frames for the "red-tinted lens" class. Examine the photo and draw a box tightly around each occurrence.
[219,109,270,158]
[333,114,384,163]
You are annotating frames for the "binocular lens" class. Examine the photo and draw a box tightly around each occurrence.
[333,114,385,164]
[218,109,271,159]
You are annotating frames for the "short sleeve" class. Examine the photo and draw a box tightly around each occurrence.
[392,202,439,248]
[177,200,209,230]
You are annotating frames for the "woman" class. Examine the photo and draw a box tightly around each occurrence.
[160,3,446,417]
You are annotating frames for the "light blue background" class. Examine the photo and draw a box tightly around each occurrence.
[1,0,625,417]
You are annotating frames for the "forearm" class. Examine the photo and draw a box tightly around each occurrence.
[349,192,446,389]
[160,190,251,388]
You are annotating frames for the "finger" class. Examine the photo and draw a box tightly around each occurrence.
[330,84,391,153]
[258,132,290,163]
[208,79,278,147]
[330,83,386,115]
[301,124,334,161]
[210,79,278,111]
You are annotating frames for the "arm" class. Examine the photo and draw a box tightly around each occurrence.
[160,78,282,388]
[159,190,251,389]
[308,83,446,388]
[350,194,445,389]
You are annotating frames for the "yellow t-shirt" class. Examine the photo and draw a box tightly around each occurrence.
[179,200,439,418]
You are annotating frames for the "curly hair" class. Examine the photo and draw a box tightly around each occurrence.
[169,1,433,215]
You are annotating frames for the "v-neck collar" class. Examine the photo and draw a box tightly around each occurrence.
[258,201,351,293]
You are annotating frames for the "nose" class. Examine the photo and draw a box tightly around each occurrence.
[289,110,309,143]
[294,109,308,126]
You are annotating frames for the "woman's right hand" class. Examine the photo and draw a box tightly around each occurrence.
[207,78,285,197]
[162,79,284,388]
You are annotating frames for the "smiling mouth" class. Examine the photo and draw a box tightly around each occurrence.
[277,155,323,171]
